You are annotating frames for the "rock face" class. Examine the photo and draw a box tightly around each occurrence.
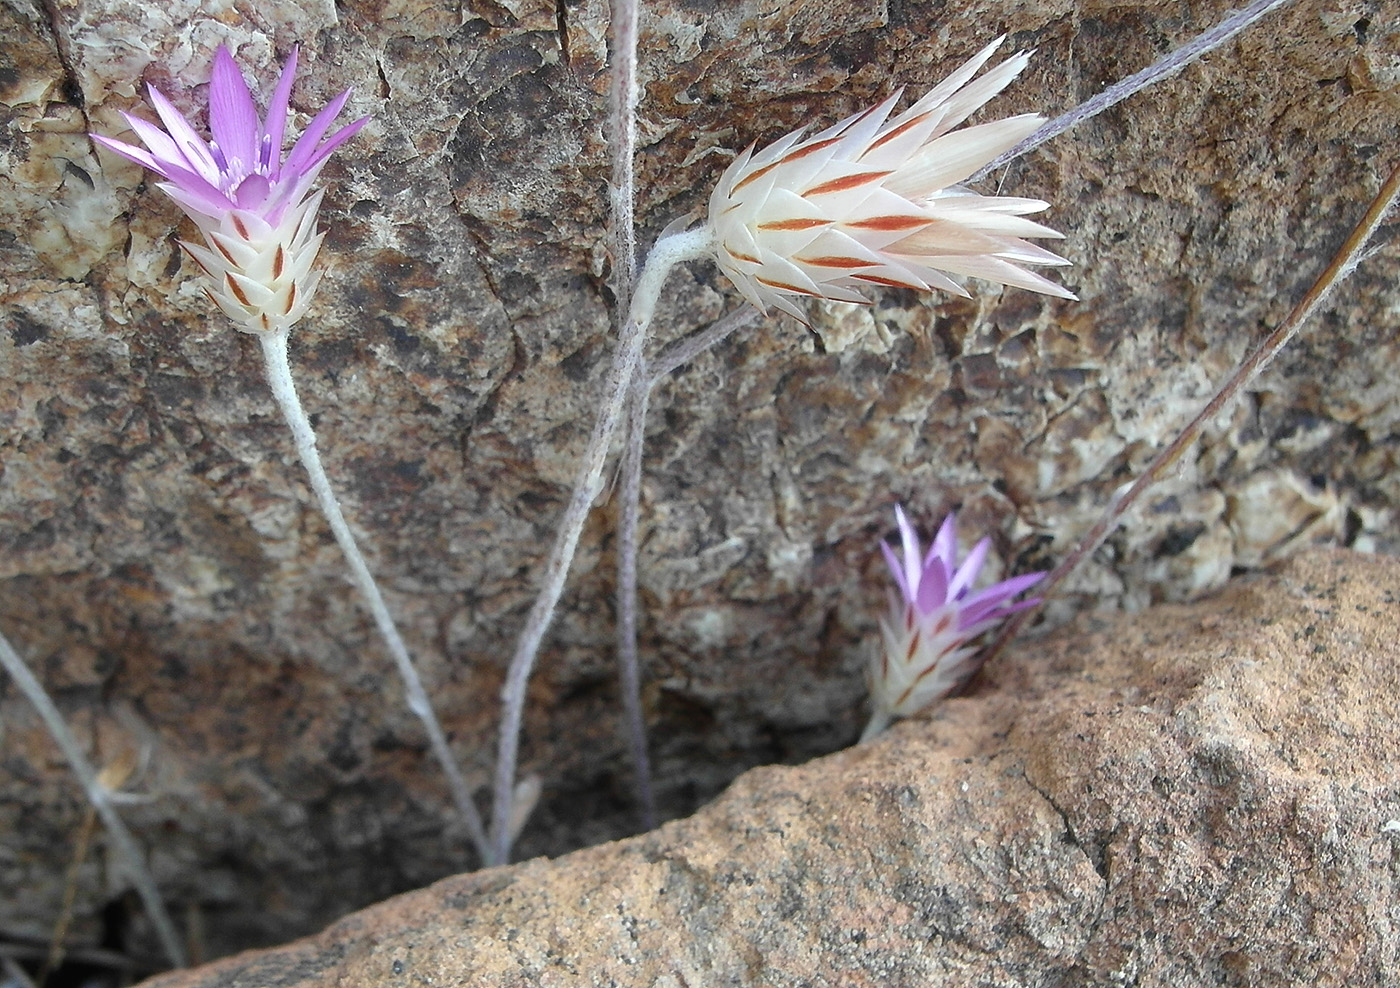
[134,550,1400,987]
[2,0,1399,965]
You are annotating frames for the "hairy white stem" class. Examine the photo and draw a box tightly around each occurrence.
[0,630,186,968]
[615,364,656,829]
[858,709,892,745]
[606,0,653,831]
[491,225,714,863]
[608,0,641,318]
[972,0,1296,181]
[258,328,492,864]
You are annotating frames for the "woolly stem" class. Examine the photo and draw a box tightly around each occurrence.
[607,0,641,319]
[606,0,651,831]
[648,305,760,385]
[615,364,656,829]
[858,709,892,745]
[0,629,186,968]
[490,224,714,863]
[258,328,492,865]
[972,0,1296,182]
[977,158,1400,670]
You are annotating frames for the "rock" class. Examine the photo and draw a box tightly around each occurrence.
[133,550,1400,986]
[2,0,1399,963]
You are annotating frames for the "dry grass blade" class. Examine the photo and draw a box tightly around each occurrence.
[978,160,1400,672]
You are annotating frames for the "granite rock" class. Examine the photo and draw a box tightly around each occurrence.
[132,549,1400,986]
[2,0,1399,964]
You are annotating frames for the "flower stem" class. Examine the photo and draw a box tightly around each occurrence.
[977,158,1400,670]
[615,363,656,829]
[0,629,187,968]
[490,225,714,863]
[972,0,1296,182]
[258,328,492,864]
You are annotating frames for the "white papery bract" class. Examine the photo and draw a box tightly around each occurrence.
[707,37,1073,322]
[92,45,365,333]
[864,506,1043,740]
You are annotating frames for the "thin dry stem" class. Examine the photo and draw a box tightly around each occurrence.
[978,159,1400,670]
[608,0,641,318]
[0,630,187,968]
[615,364,656,829]
[606,0,655,831]
[972,0,1296,182]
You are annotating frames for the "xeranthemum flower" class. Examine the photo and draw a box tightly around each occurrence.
[708,37,1073,322]
[863,506,1043,740]
[92,45,367,333]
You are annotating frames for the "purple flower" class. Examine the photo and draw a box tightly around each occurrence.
[92,45,367,334]
[863,505,1043,740]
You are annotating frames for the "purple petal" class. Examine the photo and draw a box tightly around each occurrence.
[914,556,949,613]
[208,45,261,174]
[948,536,991,599]
[893,505,923,602]
[282,88,353,177]
[263,46,299,170]
[146,85,220,181]
[91,131,171,177]
[157,178,239,221]
[293,114,369,175]
[957,573,1044,627]
[118,112,205,173]
[959,594,1039,632]
[928,512,957,568]
[232,172,271,209]
[880,540,912,604]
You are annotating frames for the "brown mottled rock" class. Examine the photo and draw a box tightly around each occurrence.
[129,550,1400,986]
[2,0,1399,965]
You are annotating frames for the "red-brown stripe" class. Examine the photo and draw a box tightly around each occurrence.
[731,159,781,195]
[181,243,213,277]
[805,170,891,196]
[863,112,931,156]
[757,218,830,231]
[724,245,761,265]
[283,281,297,316]
[852,273,923,289]
[226,274,252,307]
[213,238,237,265]
[273,245,286,281]
[231,213,251,241]
[912,646,955,685]
[905,630,921,663]
[847,215,931,232]
[797,255,872,269]
[756,276,821,297]
[778,135,842,164]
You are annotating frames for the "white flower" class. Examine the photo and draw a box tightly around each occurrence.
[707,37,1073,322]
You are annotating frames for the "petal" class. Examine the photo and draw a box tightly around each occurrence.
[881,540,912,604]
[263,46,299,169]
[209,45,261,172]
[146,85,221,182]
[914,556,949,613]
[282,89,354,176]
[894,505,923,598]
[948,536,991,598]
[929,512,958,568]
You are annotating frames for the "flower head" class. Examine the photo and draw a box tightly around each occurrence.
[863,505,1043,740]
[707,37,1073,322]
[92,45,367,333]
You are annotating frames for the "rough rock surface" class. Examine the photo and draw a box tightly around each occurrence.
[133,549,1400,986]
[2,0,1399,965]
